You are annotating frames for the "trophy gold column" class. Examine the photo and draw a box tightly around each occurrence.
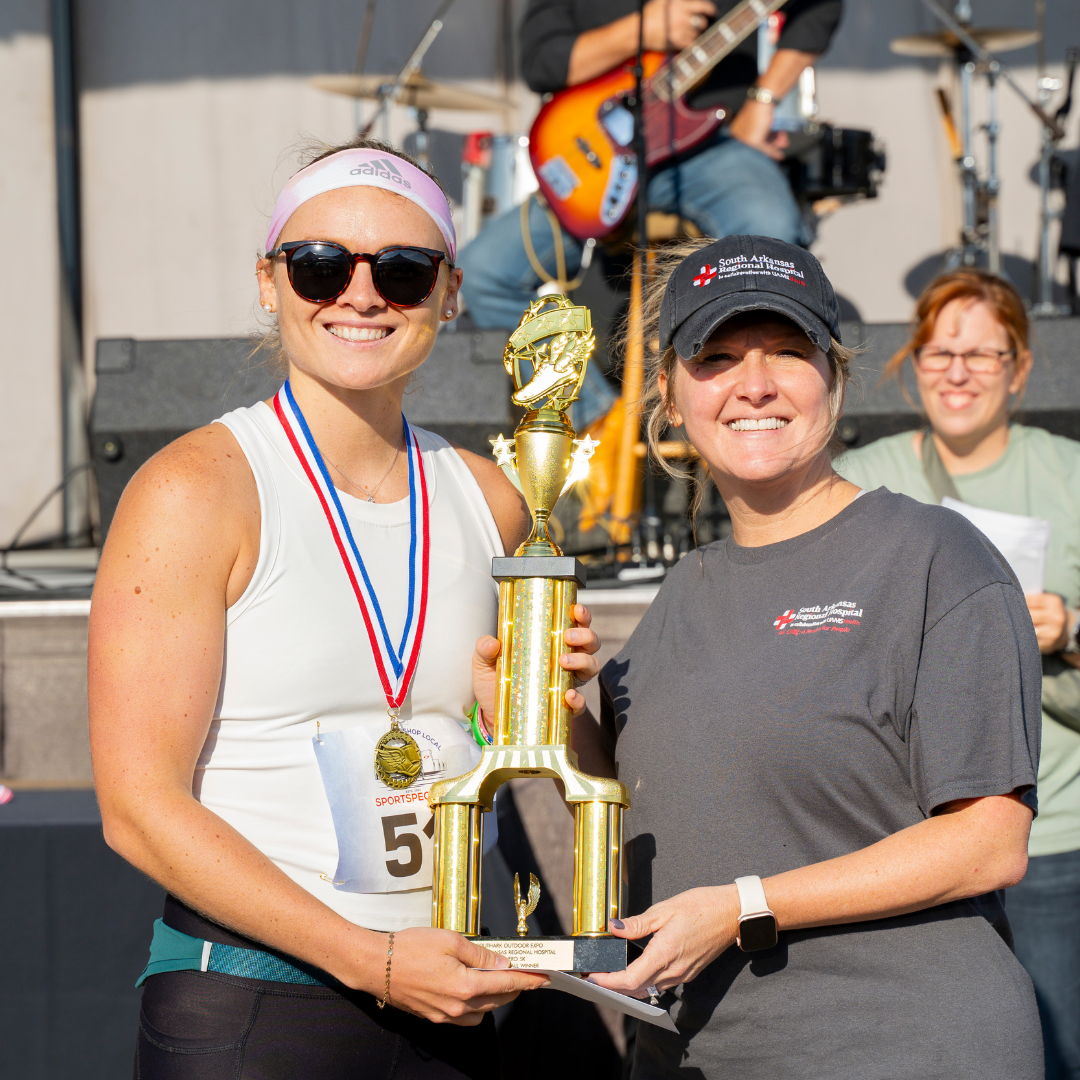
[428,295,630,972]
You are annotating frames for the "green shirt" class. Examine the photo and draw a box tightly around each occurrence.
[836,424,1080,856]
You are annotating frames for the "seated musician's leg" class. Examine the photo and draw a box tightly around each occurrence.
[459,196,615,427]
[458,195,583,328]
[649,135,804,244]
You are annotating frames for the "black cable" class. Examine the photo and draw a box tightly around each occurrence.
[634,0,649,248]
[1,461,94,557]
[1055,47,1078,126]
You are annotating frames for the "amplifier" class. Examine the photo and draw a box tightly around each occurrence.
[90,330,513,535]
[836,317,1080,448]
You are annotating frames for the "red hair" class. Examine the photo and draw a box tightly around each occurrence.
[884,269,1030,384]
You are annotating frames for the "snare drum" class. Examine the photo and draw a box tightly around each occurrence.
[461,133,539,245]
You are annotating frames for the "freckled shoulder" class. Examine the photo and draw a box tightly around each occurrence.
[451,445,530,555]
[96,423,260,607]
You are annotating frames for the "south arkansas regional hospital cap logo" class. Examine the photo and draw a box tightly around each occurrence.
[693,254,807,289]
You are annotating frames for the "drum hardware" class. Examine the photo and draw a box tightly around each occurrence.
[909,0,1067,292]
[312,0,510,153]
[1032,47,1077,318]
[461,133,538,247]
[310,72,510,115]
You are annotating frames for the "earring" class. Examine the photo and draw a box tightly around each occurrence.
[445,309,454,317]
[262,302,274,313]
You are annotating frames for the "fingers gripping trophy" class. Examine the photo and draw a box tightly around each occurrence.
[428,295,630,972]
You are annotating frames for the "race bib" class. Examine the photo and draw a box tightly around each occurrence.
[313,716,497,894]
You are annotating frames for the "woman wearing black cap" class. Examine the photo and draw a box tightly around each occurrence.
[581,237,1044,1078]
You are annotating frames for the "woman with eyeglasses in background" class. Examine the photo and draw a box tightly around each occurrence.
[837,269,1080,1080]
[88,138,603,1079]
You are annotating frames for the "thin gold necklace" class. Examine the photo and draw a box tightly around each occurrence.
[324,433,402,503]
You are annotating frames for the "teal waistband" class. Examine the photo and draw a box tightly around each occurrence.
[136,919,327,988]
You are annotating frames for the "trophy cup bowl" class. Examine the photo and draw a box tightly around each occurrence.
[514,410,575,556]
[427,296,630,973]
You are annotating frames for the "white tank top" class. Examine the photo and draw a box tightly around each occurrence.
[197,402,503,931]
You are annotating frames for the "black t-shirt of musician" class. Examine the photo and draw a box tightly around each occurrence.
[519,0,843,117]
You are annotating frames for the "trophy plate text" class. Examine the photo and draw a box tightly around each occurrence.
[481,936,627,972]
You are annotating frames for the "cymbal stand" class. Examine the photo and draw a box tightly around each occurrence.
[359,0,455,139]
[984,60,1001,274]
[1032,72,1071,317]
[923,0,1067,284]
[954,50,983,267]
[946,46,998,272]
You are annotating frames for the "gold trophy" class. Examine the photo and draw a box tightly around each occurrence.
[428,295,630,972]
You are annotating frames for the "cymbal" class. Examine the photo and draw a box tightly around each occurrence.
[310,72,508,112]
[889,27,1041,58]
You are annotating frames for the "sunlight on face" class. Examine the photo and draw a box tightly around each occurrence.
[663,315,835,487]
[913,299,1029,445]
[255,185,460,396]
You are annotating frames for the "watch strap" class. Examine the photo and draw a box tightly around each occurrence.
[1063,608,1080,654]
[734,875,772,918]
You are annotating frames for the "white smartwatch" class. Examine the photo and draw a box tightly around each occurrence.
[734,875,778,952]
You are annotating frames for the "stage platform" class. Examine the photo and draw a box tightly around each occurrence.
[0,789,164,1080]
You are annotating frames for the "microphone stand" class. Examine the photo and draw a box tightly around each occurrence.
[612,0,651,550]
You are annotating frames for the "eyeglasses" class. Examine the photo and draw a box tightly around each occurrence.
[265,241,452,307]
[913,346,1016,374]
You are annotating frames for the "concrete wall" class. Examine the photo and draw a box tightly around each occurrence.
[0,3,63,546]
[0,613,90,784]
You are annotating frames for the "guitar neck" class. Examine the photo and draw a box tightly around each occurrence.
[651,0,791,102]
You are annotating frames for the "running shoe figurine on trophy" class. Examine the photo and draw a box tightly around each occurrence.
[427,294,629,972]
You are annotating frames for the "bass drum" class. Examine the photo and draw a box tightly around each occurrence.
[783,125,886,201]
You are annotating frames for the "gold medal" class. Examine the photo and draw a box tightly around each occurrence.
[374,710,422,789]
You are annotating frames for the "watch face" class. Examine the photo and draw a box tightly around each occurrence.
[738,914,778,952]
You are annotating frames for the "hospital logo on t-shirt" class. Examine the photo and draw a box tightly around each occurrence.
[773,602,863,635]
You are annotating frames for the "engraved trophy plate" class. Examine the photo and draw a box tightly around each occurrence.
[428,295,629,973]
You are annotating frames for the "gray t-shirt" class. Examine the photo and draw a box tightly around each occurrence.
[601,490,1043,1080]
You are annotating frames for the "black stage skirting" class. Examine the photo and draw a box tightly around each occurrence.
[0,788,622,1079]
[0,790,164,1080]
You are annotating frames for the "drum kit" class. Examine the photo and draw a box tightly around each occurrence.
[889,0,1076,315]
[311,0,1075,315]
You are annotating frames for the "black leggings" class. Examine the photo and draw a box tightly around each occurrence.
[134,899,498,1080]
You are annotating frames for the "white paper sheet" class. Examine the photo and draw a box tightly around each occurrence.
[941,497,1052,594]
[483,967,678,1031]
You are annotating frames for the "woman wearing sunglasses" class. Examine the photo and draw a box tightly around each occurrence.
[836,270,1080,1080]
[88,139,600,1079]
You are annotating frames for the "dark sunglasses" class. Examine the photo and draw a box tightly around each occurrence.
[265,241,452,307]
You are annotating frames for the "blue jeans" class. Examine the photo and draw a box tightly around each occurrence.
[1006,848,1080,1080]
[458,136,803,428]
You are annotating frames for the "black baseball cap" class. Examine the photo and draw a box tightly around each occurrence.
[659,235,842,359]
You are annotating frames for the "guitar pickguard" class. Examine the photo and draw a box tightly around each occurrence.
[529,56,726,241]
[600,153,638,229]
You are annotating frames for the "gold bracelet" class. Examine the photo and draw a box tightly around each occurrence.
[377,930,394,1009]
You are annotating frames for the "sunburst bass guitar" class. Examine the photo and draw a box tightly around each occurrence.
[528,0,790,241]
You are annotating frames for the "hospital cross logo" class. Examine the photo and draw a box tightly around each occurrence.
[693,265,717,287]
[774,601,863,636]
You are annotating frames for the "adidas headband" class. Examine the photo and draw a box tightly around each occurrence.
[265,149,457,262]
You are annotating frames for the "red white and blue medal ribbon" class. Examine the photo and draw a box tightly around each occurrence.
[273,380,430,719]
